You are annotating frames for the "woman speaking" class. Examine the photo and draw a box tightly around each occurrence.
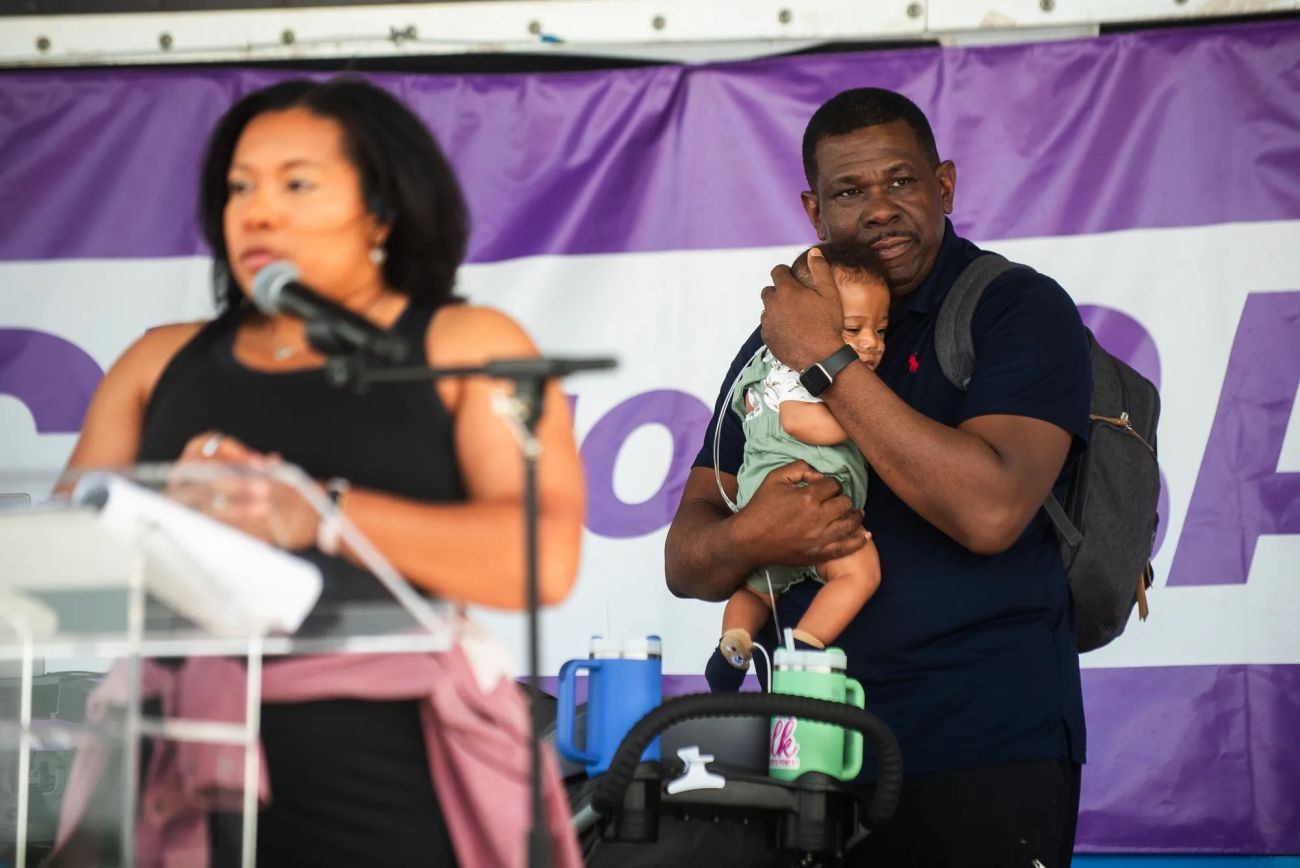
[55,77,585,866]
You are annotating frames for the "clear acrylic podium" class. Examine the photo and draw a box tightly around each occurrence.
[0,463,457,868]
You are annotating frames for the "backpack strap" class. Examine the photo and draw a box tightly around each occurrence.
[933,252,1024,390]
[1042,493,1083,547]
[934,253,1083,544]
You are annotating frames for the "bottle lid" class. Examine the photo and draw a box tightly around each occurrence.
[773,646,847,671]
[590,634,662,659]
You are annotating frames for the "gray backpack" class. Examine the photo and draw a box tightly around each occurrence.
[935,253,1160,652]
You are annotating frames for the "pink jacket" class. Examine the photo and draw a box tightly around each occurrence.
[53,627,582,868]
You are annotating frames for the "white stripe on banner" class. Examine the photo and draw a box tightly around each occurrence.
[2,219,1299,673]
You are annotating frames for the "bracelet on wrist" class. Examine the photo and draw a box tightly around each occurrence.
[316,477,351,556]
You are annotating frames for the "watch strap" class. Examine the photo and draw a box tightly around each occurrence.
[819,344,859,381]
[800,344,859,396]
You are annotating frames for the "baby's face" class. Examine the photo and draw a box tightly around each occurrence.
[837,271,891,370]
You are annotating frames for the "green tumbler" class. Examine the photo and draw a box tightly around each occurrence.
[768,647,864,781]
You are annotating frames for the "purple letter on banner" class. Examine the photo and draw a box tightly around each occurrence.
[0,329,103,433]
[1079,305,1170,555]
[1169,292,1300,585]
[582,389,711,538]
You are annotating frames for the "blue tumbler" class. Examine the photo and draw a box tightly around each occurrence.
[555,635,662,776]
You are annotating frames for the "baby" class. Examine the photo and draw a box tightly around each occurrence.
[706,241,890,691]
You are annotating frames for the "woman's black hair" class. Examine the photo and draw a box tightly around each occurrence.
[198,77,470,319]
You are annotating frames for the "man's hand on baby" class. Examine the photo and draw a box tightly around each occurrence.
[761,248,845,371]
[733,459,869,566]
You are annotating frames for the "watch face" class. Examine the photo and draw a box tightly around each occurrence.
[799,364,832,397]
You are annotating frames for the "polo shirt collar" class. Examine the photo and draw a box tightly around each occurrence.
[901,219,967,316]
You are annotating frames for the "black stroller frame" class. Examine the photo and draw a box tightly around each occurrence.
[562,691,904,867]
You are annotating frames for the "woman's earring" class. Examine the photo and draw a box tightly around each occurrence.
[369,245,387,266]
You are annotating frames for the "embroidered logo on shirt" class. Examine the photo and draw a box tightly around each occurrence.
[908,353,919,373]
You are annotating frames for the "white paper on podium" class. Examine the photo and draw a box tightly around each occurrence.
[66,472,323,638]
[0,591,59,641]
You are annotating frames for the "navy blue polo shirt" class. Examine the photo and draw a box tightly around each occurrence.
[693,221,1091,777]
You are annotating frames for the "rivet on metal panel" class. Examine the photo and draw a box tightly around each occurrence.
[906,3,923,19]
[778,8,792,24]
[389,25,417,44]
[528,20,543,35]
[281,29,296,46]
[35,36,51,52]
[159,32,174,50]
[1040,0,1055,10]
[652,15,667,30]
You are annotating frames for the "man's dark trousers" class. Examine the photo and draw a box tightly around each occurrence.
[846,758,1082,867]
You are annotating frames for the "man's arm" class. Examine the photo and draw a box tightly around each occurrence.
[761,249,1077,555]
[665,463,867,601]
[825,375,1068,554]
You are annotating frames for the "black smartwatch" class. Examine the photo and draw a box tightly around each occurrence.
[798,345,859,397]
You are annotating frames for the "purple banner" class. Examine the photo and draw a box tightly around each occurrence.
[0,328,102,433]
[2,18,1299,263]
[1170,291,1300,587]
[2,14,1298,857]
[1078,665,1300,855]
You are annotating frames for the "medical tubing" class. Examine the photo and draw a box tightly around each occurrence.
[590,691,903,825]
[713,344,766,514]
[752,642,774,694]
[718,347,787,648]
[763,569,782,654]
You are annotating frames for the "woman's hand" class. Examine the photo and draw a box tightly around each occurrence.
[171,431,320,551]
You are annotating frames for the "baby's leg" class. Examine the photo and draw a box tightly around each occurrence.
[794,539,881,648]
[720,585,775,664]
[722,584,775,639]
[706,585,776,692]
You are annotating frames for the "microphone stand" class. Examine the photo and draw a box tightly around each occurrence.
[323,350,615,868]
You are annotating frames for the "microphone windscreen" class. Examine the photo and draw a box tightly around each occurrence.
[251,260,301,315]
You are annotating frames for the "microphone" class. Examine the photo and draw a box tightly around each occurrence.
[251,261,408,364]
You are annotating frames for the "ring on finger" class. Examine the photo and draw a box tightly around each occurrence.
[200,433,223,458]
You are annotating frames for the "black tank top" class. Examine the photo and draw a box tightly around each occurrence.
[138,300,466,504]
[137,302,463,866]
